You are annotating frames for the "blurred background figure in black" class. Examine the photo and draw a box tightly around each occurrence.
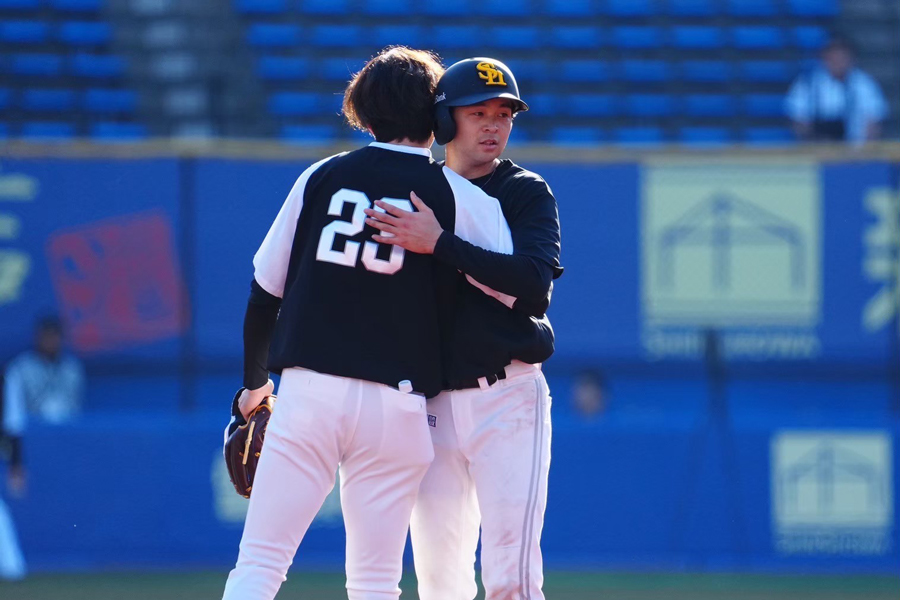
[785,36,887,144]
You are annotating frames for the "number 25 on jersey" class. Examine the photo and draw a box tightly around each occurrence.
[315,189,413,275]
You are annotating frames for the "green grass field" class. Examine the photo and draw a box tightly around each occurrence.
[1,571,897,600]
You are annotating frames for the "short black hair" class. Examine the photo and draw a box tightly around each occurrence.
[824,35,854,55]
[36,315,63,335]
[343,46,444,144]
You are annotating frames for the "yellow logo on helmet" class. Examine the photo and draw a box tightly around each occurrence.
[476,62,507,86]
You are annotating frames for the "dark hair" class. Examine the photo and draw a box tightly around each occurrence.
[343,46,444,144]
[36,315,63,335]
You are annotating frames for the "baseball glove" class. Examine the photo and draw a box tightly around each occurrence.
[223,388,276,499]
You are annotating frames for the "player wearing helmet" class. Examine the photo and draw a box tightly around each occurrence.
[364,57,562,600]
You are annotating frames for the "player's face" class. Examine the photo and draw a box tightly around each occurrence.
[452,98,515,163]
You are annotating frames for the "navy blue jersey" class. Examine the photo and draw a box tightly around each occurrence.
[434,159,562,382]
[252,143,513,398]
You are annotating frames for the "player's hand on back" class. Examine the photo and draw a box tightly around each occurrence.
[365,192,443,255]
[238,379,275,420]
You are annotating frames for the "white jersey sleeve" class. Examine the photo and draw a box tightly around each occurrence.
[442,166,517,308]
[253,154,340,298]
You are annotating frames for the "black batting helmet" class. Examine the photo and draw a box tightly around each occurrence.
[433,58,528,146]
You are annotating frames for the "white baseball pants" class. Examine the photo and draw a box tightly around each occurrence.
[410,361,552,600]
[223,367,434,600]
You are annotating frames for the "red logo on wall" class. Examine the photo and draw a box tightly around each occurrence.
[45,211,188,352]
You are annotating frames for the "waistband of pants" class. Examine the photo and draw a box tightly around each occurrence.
[445,360,541,391]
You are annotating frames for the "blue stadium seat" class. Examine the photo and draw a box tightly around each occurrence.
[0,89,10,110]
[372,25,423,48]
[523,93,558,117]
[268,92,320,116]
[490,26,539,49]
[743,94,785,117]
[90,122,148,141]
[300,0,348,13]
[614,127,663,144]
[788,0,839,17]
[11,54,63,76]
[257,56,310,81]
[667,0,717,16]
[83,89,138,113]
[620,60,671,84]
[741,61,792,83]
[247,24,301,48]
[59,21,112,46]
[0,123,7,139]
[541,0,596,16]
[559,60,610,83]
[503,59,546,83]
[478,0,521,15]
[732,26,785,50]
[550,26,603,49]
[20,122,75,140]
[310,25,364,48]
[671,27,725,49]
[625,94,674,117]
[70,53,125,78]
[318,58,365,81]
[49,0,103,11]
[0,0,40,8]
[612,26,663,49]
[432,26,482,50]
[742,127,794,144]
[728,0,778,17]
[280,124,337,144]
[679,127,732,144]
[551,127,605,145]
[793,26,828,50]
[422,0,471,15]
[362,0,412,15]
[569,94,619,117]
[606,0,658,17]
[0,21,49,44]
[234,0,287,14]
[22,89,76,112]
[684,94,735,117]
[681,60,732,83]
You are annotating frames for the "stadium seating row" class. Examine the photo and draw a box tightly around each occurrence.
[267,90,787,118]
[0,121,145,139]
[0,21,112,46]
[243,23,829,51]
[0,0,102,10]
[255,56,807,84]
[0,87,137,112]
[1,52,125,77]
[234,0,839,18]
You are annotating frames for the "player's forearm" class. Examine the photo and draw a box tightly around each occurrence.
[243,279,282,390]
[434,231,553,301]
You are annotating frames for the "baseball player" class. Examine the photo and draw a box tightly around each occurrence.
[364,58,561,599]
[222,47,516,600]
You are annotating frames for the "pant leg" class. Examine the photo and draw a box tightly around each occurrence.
[223,370,346,600]
[0,497,25,581]
[468,371,552,600]
[340,382,434,600]
[410,391,480,600]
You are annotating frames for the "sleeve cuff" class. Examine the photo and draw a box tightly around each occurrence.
[433,230,457,264]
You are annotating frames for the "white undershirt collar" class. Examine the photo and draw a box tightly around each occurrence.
[368,141,432,158]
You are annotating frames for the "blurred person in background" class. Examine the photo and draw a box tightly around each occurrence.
[572,368,608,421]
[785,36,887,145]
[0,371,26,581]
[3,316,84,428]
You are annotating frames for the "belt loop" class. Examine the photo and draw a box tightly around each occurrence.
[477,376,490,390]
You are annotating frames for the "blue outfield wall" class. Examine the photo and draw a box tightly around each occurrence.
[0,154,898,572]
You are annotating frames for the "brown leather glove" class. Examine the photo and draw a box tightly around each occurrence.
[223,388,276,499]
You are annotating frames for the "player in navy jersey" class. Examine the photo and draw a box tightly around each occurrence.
[364,58,561,600]
[222,48,514,600]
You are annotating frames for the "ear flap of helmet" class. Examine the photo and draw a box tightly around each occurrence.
[434,103,456,146]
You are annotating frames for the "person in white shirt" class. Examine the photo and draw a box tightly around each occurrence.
[785,37,887,145]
